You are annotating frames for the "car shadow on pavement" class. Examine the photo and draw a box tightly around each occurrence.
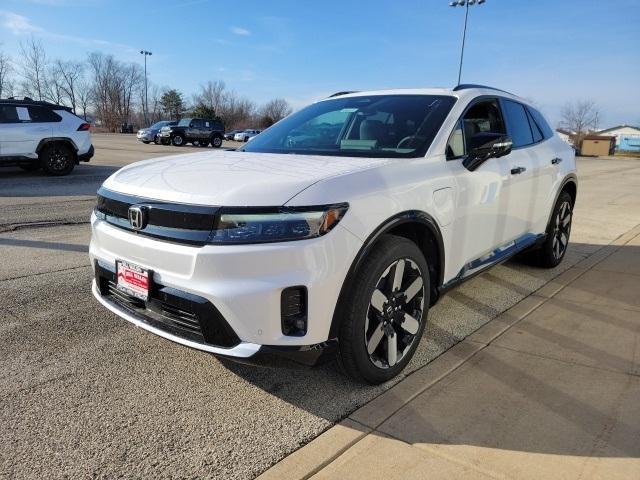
[0,237,88,253]
[220,242,640,458]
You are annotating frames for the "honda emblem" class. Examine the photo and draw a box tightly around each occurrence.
[128,206,147,230]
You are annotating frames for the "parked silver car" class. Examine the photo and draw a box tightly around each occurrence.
[137,120,177,144]
[233,129,261,142]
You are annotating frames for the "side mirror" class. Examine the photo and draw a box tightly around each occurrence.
[463,133,513,171]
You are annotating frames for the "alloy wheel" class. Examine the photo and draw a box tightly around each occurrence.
[46,147,70,172]
[552,201,572,260]
[365,258,425,369]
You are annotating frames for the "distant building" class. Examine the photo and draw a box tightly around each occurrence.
[580,135,616,156]
[597,125,640,152]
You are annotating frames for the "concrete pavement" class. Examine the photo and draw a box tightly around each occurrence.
[259,225,640,480]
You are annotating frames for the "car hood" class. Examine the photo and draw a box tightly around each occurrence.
[102,150,395,206]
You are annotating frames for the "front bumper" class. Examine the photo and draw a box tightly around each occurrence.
[137,133,154,142]
[89,214,362,363]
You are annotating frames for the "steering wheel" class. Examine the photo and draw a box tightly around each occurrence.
[397,135,420,149]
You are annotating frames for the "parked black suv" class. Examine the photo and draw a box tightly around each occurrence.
[158,118,225,147]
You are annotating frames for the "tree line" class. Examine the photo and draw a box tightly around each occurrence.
[0,38,292,132]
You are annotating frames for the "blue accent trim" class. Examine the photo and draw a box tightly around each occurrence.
[443,233,543,289]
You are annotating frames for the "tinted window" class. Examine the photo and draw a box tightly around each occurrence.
[527,106,554,139]
[527,109,543,143]
[0,105,19,123]
[242,95,457,158]
[28,106,61,123]
[502,100,533,147]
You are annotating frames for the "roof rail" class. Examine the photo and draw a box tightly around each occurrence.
[328,91,358,98]
[0,97,72,112]
[452,84,514,95]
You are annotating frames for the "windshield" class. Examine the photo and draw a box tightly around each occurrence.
[241,94,456,158]
[150,121,170,129]
[177,118,192,127]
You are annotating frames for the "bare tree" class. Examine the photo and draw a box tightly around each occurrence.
[0,50,13,98]
[76,78,92,120]
[19,37,48,100]
[259,98,292,127]
[559,100,602,135]
[43,63,65,105]
[194,80,227,115]
[54,59,84,113]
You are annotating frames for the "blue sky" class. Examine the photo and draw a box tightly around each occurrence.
[0,0,639,126]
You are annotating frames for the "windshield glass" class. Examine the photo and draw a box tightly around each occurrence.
[177,118,191,127]
[150,121,169,129]
[241,94,456,158]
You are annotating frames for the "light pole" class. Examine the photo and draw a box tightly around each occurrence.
[140,50,152,126]
[449,0,485,85]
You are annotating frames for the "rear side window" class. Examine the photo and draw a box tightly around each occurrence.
[28,106,62,123]
[502,99,533,148]
[527,110,543,143]
[527,106,554,139]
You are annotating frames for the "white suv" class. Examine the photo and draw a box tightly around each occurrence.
[0,98,94,175]
[90,85,576,383]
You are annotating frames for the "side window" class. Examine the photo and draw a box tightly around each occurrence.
[0,105,20,123]
[527,106,554,139]
[446,99,506,159]
[191,119,202,128]
[27,106,61,123]
[502,100,533,148]
[526,109,543,143]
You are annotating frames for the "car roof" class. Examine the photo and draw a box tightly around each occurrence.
[323,85,528,106]
[0,97,73,111]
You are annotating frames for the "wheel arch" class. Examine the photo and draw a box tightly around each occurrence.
[547,174,578,226]
[328,210,445,340]
[36,137,78,154]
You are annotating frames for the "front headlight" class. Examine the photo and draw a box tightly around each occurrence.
[208,204,349,244]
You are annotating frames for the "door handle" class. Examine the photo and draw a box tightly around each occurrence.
[551,157,563,165]
[510,166,526,175]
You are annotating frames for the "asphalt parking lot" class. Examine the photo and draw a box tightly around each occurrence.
[1,134,640,479]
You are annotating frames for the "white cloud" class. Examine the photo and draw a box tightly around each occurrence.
[0,11,41,35]
[230,26,250,36]
[0,10,135,52]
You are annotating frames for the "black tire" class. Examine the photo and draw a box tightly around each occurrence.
[172,134,185,146]
[39,143,75,176]
[211,135,223,148]
[337,234,430,384]
[153,136,161,145]
[199,140,209,148]
[19,163,40,172]
[529,191,573,268]
[142,141,150,144]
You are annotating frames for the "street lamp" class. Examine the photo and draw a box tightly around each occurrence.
[140,50,152,126]
[449,0,486,85]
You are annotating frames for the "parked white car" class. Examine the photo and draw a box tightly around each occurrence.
[0,98,94,175]
[234,129,261,142]
[90,85,576,383]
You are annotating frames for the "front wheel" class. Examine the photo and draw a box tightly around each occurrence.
[154,135,161,145]
[172,134,185,146]
[337,235,429,384]
[40,143,75,176]
[529,191,573,268]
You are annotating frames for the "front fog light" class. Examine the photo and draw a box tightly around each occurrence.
[281,286,307,336]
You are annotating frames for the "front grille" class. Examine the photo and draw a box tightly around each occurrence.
[95,187,220,245]
[96,262,240,348]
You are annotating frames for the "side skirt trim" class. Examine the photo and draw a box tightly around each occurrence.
[439,232,545,295]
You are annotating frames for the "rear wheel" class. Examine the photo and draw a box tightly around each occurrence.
[212,135,223,148]
[529,191,573,268]
[172,134,185,146]
[337,235,429,384]
[40,143,75,176]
